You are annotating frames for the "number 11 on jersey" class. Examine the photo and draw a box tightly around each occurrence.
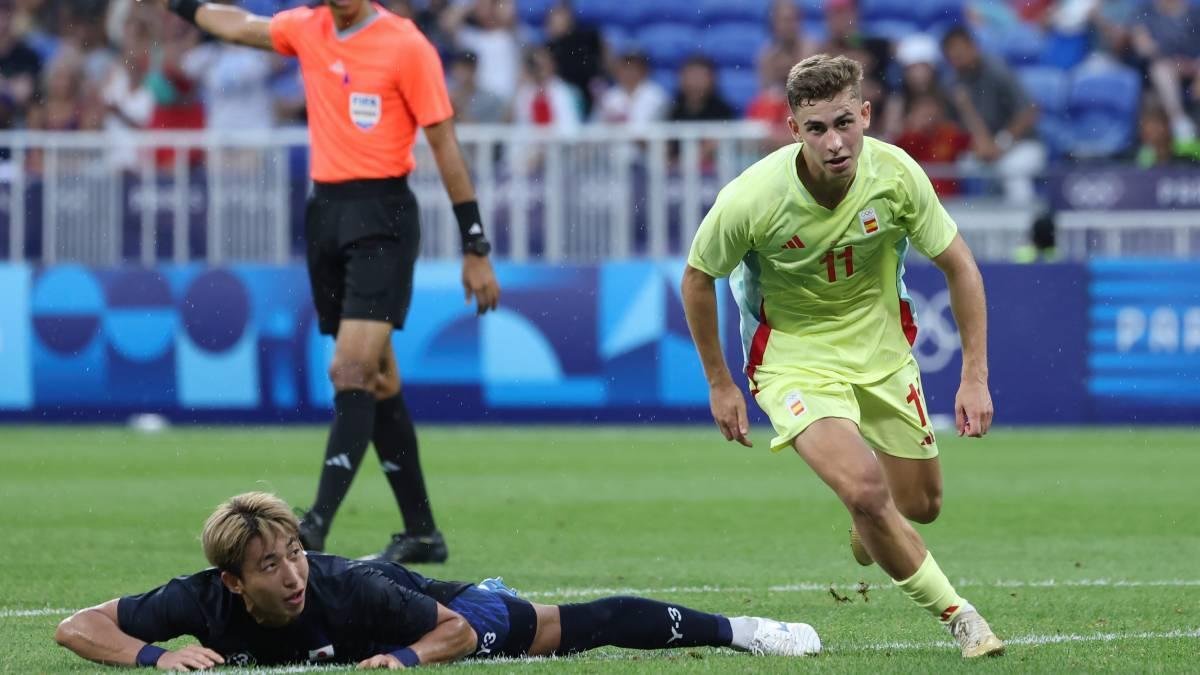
[823,246,854,282]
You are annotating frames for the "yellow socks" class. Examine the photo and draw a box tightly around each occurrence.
[894,551,969,624]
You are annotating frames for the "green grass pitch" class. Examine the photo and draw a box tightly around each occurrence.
[1,425,1198,672]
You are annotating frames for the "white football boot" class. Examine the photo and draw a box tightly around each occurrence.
[734,617,822,656]
[948,608,1005,658]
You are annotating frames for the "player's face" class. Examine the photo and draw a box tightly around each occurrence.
[788,87,871,184]
[225,532,310,627]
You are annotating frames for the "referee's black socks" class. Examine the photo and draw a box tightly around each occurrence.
[310,389,377,529]
[373,391,437,536]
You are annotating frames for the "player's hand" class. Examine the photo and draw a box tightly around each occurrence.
[357,653,404,669]
[462,255,499,315]
[709,380,752,447]
[954,379,993,438]
[155,645,225,671]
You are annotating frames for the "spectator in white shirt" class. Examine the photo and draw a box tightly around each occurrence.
[593,50,669,128]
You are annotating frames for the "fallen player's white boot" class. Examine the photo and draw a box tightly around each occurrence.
[734,617,822,656]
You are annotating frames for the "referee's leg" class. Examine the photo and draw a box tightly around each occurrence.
[300,319,392,551]
[371,342,442,546]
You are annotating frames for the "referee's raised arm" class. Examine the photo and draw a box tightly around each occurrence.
[143,0,275,51]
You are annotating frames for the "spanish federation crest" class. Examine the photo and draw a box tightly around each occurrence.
[859,207,880,235]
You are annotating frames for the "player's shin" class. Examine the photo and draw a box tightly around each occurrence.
[893,551,970,624]
[555,597,733,654]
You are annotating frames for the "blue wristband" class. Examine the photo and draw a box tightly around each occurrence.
[136,644,167,667]
[390,647,420,667]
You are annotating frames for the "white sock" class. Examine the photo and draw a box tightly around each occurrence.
[728,616,759,650]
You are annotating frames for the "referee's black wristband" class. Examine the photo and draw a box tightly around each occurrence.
[453,200,485,246]
[167,0,203,24]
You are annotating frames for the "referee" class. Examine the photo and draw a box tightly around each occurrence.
[145,0,501,563]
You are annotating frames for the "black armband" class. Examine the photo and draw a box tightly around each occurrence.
[453,200,486,247]
[167,0,203,24]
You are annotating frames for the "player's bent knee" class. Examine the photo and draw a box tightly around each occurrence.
[841,481,893,524]
[908,493,942,524]
[327,357,379,391]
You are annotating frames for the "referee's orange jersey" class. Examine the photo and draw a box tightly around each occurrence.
[270,4,453,182]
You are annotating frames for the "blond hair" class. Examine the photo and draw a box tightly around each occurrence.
[786,54,863,110]
[201,492,299,575]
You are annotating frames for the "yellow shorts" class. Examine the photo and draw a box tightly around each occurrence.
[751,355,938,459]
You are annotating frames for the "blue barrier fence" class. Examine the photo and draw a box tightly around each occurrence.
[0,260,1195,424]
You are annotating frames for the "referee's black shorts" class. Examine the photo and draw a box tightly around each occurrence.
[305,177,420,336]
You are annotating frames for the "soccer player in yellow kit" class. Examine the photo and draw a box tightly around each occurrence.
[681,55,1003,658]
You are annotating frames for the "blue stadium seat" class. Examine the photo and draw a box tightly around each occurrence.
[918,0,966,31]
[1001,23,1046,66]
[701,22,769,69]
[1040,31,1091,70]
[1017,66,1069,114]
[574,0,647,28]
[864,19,921,41]
[603,26,635,53]
[718,67,760,114]
[698,0,772,25]
[653,68,680,94]
[798,0,826,17]
[516,0,557,24]
[635,24,703,69]
[644,0,702,24]
[1066,66,1142,158]
[860,0,912,22]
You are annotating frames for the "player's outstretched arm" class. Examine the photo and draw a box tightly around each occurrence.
[140,0,274,51]
[931,234,993,438]
[682,265,751,447]
[425,119,500,315]
[55,599,224,670]
[357,604,476,669]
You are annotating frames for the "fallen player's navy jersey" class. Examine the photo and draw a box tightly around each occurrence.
[117,553,472,666]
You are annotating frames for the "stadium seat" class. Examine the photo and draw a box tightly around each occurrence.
[603,26,635,53]
[1000,23,1047,66]
[643,0,702,24]
[918,0,966,31]
[574,0,647,28]
[698,0,772,25]
[1016,66,1069,115]
[864,19,921,41]
[1040,31,1091,70]
[1065,66,1141,158]
[516,0,557,24]
[652,68,680,94]
[701,23,769,69]
[718,67,760,114]
[860,0,912,22]
[635,24,703,69]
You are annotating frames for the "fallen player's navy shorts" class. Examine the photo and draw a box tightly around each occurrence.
[447,586,538,658]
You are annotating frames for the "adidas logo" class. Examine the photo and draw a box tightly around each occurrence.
[468,223,483,236]
[325,453,352,470]
[781,235,805,250]
[380,460,401,473]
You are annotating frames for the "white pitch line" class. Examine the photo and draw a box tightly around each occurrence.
[845,627,1200,652]
[0,608,74,618]
[5,578,1198,618]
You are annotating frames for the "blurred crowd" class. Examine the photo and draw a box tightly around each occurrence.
[2,0,1200,197]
